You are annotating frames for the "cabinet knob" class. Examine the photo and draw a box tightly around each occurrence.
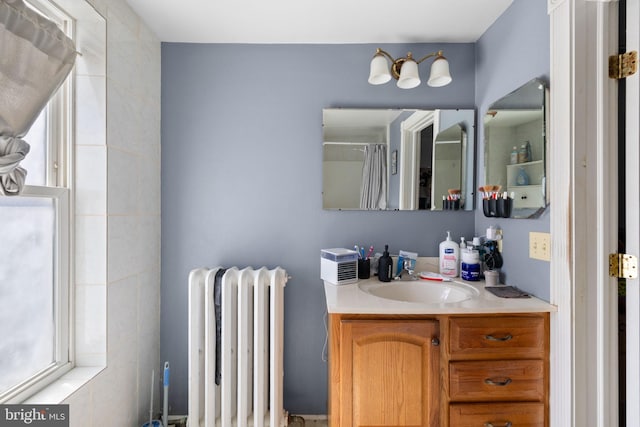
[484,333,513,342]
[484,422,512,427]
[431,337,440,346]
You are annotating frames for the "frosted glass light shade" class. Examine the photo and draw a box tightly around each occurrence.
[397,59,420,89]
[427,56,452,87]
[368,54,392,85]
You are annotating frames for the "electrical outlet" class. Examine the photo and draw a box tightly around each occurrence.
[529,232,551,261]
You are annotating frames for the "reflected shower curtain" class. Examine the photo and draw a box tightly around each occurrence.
[359,144,387,209]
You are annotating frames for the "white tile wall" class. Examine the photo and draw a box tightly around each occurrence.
[74,215,107,284]
[76,76,106,145]
[75,284,106,366]
[75,146,107,215]
[107,148,139,214]
[51,0,161,425]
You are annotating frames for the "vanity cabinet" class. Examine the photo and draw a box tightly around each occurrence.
[328,313,549,427]
[329,316,440,427]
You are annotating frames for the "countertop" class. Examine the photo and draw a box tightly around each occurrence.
[324,257,556,315]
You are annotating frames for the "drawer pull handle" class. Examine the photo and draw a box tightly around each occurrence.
[484,333,513,342]
[484,423,512,427]
[484,377,512,386]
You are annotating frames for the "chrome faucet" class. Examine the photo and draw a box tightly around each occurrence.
[395,258,417,281]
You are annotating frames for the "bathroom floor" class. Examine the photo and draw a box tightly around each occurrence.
[288,416,328,427]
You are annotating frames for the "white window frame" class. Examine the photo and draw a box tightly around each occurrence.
[0,0,74,404]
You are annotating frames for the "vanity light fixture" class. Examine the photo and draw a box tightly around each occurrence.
[368,48,452,89]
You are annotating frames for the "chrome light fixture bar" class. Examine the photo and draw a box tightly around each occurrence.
[368,48,452,89]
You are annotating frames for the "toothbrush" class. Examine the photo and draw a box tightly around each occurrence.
[365,246,374,259]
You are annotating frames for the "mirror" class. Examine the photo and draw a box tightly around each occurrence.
[322,108,475,211]
[484,78,548,219]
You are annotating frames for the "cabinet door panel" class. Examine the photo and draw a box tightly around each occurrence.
[449,402,545,427]
[340,320,439,427]
[449,316,546,359]
[449,360,544,402]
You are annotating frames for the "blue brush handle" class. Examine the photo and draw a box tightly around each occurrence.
[163,361,170,386]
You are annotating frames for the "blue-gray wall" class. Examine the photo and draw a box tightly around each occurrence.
[161,0,550,415]
[161,43,476,415]
[474,0,551,300]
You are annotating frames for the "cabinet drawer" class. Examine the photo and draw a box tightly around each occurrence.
[449,316,546,359]
[449,360,544,402]
[449,402,545,427]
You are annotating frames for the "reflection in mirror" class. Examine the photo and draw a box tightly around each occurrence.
[484,78,548,219]
[322,108,475,211]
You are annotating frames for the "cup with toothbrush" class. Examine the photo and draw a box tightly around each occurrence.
[356,245,374,279]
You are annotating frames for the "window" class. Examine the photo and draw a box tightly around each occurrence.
[0,0,73,403]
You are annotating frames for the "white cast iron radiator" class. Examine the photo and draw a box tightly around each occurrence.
[188,266,288,427]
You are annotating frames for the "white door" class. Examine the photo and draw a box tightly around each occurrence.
[625,0,640,423]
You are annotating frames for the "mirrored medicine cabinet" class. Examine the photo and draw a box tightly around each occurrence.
[322,108,475,211]
[483,78,549,219]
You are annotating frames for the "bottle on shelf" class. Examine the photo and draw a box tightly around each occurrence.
[517,144,530,163]
[510,146,518,164]
[516,167,530,185]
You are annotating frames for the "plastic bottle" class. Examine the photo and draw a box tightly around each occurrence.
[525,140,532,162]
[439,231,460,277]
[378,244,393,282]
[518,144,530,163]
[459,237,467,273]
[510,146,518,164]
[461,248,481,281]
[516,167,530,185]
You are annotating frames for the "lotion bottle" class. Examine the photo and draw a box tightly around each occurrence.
[439,231,460,277]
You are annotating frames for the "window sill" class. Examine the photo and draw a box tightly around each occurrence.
[23,366,105,404]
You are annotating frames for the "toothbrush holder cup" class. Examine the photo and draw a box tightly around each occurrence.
[358,259,371,279]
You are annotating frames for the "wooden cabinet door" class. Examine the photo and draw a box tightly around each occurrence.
[339,319,440,427]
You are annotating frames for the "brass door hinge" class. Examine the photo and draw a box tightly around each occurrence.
[609,51,638,79]
[609,253,638,279]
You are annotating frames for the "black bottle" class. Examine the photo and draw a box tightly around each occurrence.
[378,244,393,282]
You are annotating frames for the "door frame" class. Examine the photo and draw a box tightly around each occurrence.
[624,0,640,423]
[548,0,620,426]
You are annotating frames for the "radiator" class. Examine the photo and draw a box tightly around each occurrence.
[188,266,289,427]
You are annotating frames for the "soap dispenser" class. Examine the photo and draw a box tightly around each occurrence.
[378,245,393,282]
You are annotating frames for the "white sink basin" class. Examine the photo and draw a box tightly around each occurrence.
[358,280,479,304]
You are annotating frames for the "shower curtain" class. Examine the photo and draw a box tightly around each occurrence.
[359,144,387,210]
